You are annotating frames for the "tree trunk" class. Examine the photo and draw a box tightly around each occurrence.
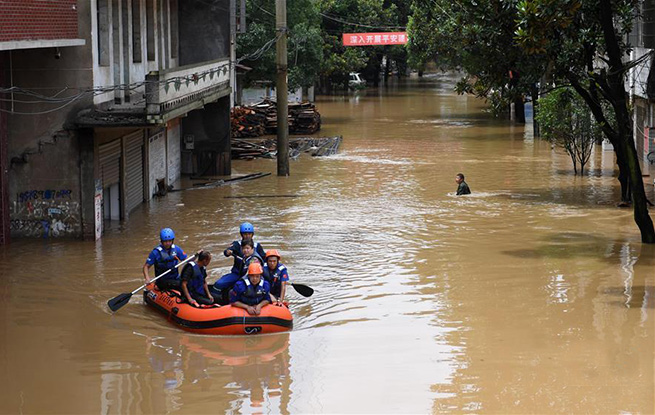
[384,54,390,84]
[598,0,654,242]
[514,96,525,124]
[531,84,540,137]
[373,52,382,87]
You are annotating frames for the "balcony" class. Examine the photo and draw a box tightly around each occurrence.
[76,58,231,127]
[145,58,231,124]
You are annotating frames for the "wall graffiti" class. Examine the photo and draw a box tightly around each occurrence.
[10,189,80,238]
[17,189,72,203]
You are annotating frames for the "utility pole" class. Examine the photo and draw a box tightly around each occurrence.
[276,0,289,176]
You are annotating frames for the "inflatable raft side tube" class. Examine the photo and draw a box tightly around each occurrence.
[144,293,293,330]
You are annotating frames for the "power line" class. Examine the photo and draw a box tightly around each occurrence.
[319,12,406,30]
[0,61,234,114]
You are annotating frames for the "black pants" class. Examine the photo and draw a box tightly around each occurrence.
[156,278,181,291]
[190,291,215,305]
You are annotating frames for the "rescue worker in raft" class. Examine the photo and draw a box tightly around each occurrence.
[230,262,272,315]
[238,239,264,275]
[262,249,289,305]
[180,250,215,306]
[213,239,263,305]
[143,228,188,291]
[214,222,266,292]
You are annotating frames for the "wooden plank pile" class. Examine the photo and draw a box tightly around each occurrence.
[231,99,321,138]
[289,101,322,134]
[230,107,266,138]
[232,136,342,160]
[231,139,275,159]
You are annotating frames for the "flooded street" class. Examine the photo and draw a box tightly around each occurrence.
[0,74,653,414]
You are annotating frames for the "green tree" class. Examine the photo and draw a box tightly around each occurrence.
[537,88,599,175]
[515,0,655,242]
[237,0,323,90]
[406,0,546,121]
[407,0,654,242]
[317,0,403,90]
[239,0,410,92]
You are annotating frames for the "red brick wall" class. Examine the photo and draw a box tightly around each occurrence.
[0,0,79,42]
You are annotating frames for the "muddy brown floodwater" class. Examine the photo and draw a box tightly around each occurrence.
[0,74,653,414]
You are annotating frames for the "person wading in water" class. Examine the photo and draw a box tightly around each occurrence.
[455,173,471,195]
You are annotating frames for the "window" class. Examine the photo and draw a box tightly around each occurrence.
[170,0,178,58]
[132,0,142,62]
[146,0,155,61]
[97,0,110,66]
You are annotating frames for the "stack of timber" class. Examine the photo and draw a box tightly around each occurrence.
[289,101,322,134]
[231,99,321,138]
[231,139,275,159]
[289,136,342,158]
[232,136,342,160]
[231,107,266,138]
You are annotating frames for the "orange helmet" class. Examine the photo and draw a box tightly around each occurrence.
[248,262,263,275]
[265,249,281,260]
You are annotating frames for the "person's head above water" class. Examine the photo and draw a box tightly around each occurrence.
[455,173,465,184]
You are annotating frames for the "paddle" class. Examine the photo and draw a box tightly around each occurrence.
[290,283,314,297]
[232,255,314,298]
[107,254,196,312]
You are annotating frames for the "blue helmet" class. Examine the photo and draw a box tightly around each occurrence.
[239,222,254,234]
[160,228,175,241]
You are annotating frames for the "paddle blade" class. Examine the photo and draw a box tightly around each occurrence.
[292,283,314,297]
[107,292,133,312]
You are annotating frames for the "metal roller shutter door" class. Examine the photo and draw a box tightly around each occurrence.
[125,131,145,213]
[99,140,121,186]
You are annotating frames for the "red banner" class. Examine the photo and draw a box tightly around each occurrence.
[342,32,408,46]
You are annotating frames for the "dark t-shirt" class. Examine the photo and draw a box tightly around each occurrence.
[181,264,195,282]
[457,181,471,195]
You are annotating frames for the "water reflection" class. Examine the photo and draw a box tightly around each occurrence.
[98,332,292,414]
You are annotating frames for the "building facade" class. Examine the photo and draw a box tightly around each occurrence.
[0,0,234,243]
[628,0,655,175]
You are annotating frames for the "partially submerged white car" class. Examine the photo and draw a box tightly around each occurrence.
[349,72,366,89]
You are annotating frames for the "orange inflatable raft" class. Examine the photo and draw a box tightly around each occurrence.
[143,284,293,335]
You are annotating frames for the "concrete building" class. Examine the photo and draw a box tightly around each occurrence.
[628,0,655,175]
[0,0,234,243]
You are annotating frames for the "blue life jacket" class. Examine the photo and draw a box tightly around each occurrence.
[186,261,207,297]
[229,240,264,273]
[239,253,264,276]
[154,244,180,279]
[263,263,286,285]
[240,279,269,306]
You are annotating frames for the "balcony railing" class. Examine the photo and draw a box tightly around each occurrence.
[145,58,231,123]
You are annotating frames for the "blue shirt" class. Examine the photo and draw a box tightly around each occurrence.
[146,244,187,279]
[263,263,289,286]
[229,278,271,306]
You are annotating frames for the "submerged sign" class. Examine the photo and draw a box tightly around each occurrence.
[342,32,408,46]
